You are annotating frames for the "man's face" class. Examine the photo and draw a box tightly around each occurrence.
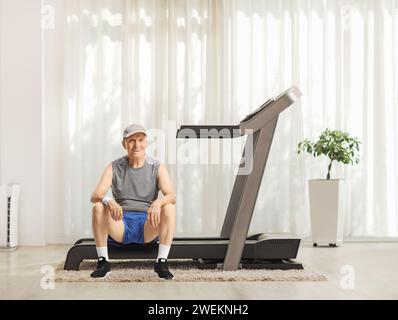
[123,133,147,157]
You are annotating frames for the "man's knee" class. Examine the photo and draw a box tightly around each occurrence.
[92,202,106,221]
[161,203,176,221]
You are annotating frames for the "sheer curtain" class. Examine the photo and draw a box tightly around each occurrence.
[61,0,398,240]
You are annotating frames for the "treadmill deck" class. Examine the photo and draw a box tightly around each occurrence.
[64,234,301,270]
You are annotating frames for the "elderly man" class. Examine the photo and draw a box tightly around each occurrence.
[90,124,176,279]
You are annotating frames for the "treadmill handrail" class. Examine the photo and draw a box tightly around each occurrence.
[239,86,302,132]
[176,86,302,139]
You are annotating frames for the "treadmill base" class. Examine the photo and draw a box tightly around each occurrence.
[197,258,303,270]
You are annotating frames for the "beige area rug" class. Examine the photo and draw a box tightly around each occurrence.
[55,260,327,282]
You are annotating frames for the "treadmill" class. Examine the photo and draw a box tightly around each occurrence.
[64,86,303,271]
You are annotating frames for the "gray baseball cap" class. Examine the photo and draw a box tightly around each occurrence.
[123,124,147,139]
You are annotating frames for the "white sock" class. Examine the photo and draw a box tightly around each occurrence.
[157,244,171,262]
[96,247,109,261]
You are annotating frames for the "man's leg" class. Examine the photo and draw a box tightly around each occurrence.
[144,203,176,279]
[143,203,176,246]
[157,203,176,262]
[158,203,176,245]
[91,202,124,278]
[92,202,124,247]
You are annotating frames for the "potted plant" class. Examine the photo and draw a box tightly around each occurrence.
[298,129,361,247]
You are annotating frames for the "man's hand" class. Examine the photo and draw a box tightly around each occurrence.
[147,200,162,228]
[107,199,123,221]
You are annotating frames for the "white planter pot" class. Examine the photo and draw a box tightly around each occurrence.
[308,179,345,247]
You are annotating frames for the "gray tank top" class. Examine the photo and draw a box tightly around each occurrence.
[111,155,160,212]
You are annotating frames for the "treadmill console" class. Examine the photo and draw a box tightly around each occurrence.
[240,98,275,123]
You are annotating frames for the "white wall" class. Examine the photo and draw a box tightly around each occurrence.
[0,0,78,245]
[42,0,68,243]
[0,0,44,245]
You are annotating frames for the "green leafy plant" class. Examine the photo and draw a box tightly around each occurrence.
[298,129,361,180]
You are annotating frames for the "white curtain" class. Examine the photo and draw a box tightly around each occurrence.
[61,0,398,241]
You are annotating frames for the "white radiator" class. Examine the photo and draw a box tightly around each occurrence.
[0,184,21,249]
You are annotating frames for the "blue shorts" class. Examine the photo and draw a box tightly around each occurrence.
[107,211,158,246]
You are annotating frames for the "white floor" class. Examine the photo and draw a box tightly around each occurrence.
[0,243,397,300]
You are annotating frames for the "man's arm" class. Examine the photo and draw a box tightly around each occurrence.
[156,164,176,207]
[147,164,176,228]
[90,163,123,221]
[90,163,113,203]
